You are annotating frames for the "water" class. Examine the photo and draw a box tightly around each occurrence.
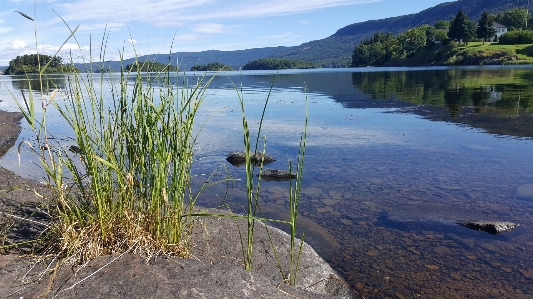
[1,67,533,298]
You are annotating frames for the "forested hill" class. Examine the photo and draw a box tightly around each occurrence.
[335,0,526,36]
[75,0,529,71]
[272,0,529,67]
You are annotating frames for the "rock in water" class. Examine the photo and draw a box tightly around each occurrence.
[226,151,276,167]
[69,145,81,154]
[516,184,533,199]
[456,220,519,235]
[259,169,296,181]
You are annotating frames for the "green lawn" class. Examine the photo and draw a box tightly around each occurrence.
[456,42,533,64]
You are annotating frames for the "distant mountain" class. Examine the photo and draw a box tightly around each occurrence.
[76,47,290,72]
[77,0,530,70]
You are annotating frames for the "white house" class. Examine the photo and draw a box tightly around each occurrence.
[491,22,508,41]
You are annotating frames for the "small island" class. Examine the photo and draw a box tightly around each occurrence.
[242,58,320,70]
[3,54,79,75]
[190,62,234,71]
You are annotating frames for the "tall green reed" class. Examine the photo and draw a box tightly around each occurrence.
[193,76,308,283]
[13,7,214,260]
[236,82,308,284]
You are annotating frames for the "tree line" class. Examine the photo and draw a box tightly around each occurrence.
[242,58,320,70]
[3,54,79,75]
[190,62,234,71]
[125,61,178,72]
[352,25,447,66]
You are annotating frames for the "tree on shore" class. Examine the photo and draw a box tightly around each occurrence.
[494,8,528,30]
[190,62,234,71]
[448,10,476,44]
[4,54,78,75]
[435,20,450,29]
[398,27,427,56]
[242,58,319,70]
[477,11,496,44]
[351,32,400,66]
[461,20,477,44]
[126,61,178,72]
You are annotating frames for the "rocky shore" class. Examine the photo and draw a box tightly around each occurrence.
[0,109,356,298]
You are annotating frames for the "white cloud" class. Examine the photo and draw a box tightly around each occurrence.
[128,38,137,44]
[194,23,225,34]
[78,22,126,32]
[180,0,380,21]
[63,43,85,50]
[59,0,209,26]
[175,34,199,42]
[269,32,293,39]
[11,40,28,49]
[0,27,14,34]
[57,0,376,26]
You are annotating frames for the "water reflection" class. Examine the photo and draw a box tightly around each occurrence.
[10,74,66,92]
[350,67,533,138]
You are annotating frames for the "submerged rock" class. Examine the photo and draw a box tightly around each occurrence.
[68,145,81,154]
[226,151,276,167]
[258,169,296,181]
[516,184,533,199]
[456,220,519,235]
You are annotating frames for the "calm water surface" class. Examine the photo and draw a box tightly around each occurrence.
[1,67,533,298]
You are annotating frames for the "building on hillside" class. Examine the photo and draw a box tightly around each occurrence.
[490,22,508,42]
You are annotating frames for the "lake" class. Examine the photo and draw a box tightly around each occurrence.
[1,66,533,298]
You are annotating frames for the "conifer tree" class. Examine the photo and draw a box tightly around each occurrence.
[448,10,476,44]
[449,10,468,42]
[477,11,496,43]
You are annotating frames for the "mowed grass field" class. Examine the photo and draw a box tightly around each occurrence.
[457,42,533,64]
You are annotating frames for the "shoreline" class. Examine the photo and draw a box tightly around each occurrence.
[0,109,356,298]
[0,110,24,159]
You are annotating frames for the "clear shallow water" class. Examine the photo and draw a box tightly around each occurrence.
[1,67,533,298]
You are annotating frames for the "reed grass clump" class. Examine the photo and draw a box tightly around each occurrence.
[15,54,213,263]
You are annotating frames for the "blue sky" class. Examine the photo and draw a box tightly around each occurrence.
[0,0,452,65]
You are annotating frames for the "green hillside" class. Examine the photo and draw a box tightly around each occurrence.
[272,0,530,67]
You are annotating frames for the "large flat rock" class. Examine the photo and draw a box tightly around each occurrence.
[0,207,358,298]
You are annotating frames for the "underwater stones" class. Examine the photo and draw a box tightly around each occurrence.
[365,250,379,257]
[259,169,296,182]
[425,265,439,270]
[456,220,519,235]
[519,268,533,279]
[225,151,276,167]
[321,198,339,206]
